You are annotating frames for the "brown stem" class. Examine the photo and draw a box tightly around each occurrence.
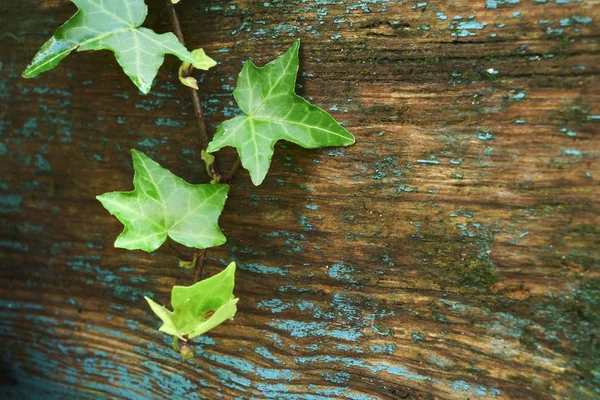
[166,1,213,283]
[167,239,193,261]
[220,158,241,183]
[166,1,242,183]
[193,249,208,282]
[166,0,209,150]
[165,2,241,285]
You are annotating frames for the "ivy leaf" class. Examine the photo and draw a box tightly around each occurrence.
[145,262,238,340]
[189,48,217,71]
[179,49,217,90]
[22,0,215,93]
[96,150,229,252]
[206,40,355,185]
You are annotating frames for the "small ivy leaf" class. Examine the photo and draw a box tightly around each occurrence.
[145,262,238,340]
[178,258,197,269]
[179,49,216,90]
[206,40,355,185]
[179,75,198,90]
[96,149,229,252]
[22,0,214,93]
[190,49,217,71]
[200,150,220,183]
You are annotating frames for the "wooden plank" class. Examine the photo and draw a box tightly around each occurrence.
[0,0,598,398]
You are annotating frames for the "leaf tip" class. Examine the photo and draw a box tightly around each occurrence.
[95,194,107,205]
[226,261,237,272]
[289,39,301,56]
[144,296,157,306]
[249,171,267,186]
[190,48,217,71]
[130,148,147,161]
[344,133,356,146]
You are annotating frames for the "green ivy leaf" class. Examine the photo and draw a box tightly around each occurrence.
[179,49,217,91]
[206,40,355,185]
[145,262,238,340]
[96,149,229,252]
[22,0,215,93]
[189,48,217,71]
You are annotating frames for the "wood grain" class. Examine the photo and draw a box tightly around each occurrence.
[1,0,599,399]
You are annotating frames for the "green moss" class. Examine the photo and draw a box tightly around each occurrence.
[529,279,600,394]
[464,367,490,377]
[412,220,499,293]
[452,260,498,289]
[508,374,535,385]
[363,104,397,114]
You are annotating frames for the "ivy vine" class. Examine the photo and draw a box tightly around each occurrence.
[23,0,355,358]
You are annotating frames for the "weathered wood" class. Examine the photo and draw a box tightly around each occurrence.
[1,0,599,399]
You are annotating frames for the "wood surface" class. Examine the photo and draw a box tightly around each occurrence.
[1,0,599,399]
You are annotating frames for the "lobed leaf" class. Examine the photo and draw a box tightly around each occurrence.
[96,149,229,252]
[206,40,355,185]
[22,0,215,93]
[145,262,238,340]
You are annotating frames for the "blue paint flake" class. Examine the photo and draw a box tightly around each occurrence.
[33,154,52,172]
[510,91,526,100]
[560,128,576,137]
[155,118,186,128]
[561,149,583,156]
[0,194,22,213]
[255,347,284,364]
[453,380,471,391]
[328,262,357,283]
[258,299,290,313]
[486,0,520,8]
[0,240,29,251]
[477,131,494,141]
[238,262,289,276]
[451,20,487,37]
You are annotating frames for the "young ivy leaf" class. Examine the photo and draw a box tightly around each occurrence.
[179,49,217,90]
[145,262,238,340]
[96,150,229,252]
[206,40,355,185]
[21,0,215,93]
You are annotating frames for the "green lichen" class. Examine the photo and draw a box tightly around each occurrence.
[412,219,499,293]
[529,279,600,395]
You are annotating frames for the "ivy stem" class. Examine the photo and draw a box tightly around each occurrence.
[166,0,240,183]
[166,239,192,261]
[166,1,239,285]
[165,1,210,151]
[220,158,241,183]
[166,1,214,286]
[193,249,207,282]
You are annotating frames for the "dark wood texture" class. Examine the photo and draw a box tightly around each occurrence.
[1,0,599,399]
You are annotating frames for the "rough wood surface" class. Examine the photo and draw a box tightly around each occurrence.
[1,0,599,399]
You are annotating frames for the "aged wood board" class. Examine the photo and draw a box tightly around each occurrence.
[0,0,599,399]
